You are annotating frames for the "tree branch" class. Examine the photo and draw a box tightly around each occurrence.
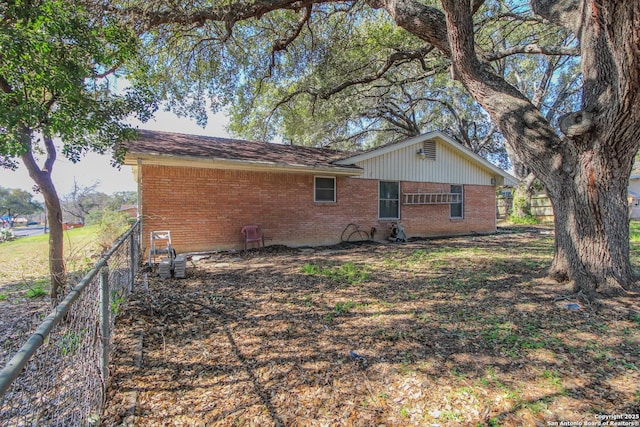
[0,75,13,94]
[367,0,450,55]
[128,0,327,30]
[43,134,57,173]
[472,0,485,15]
[19,129,44,182]
[270,45,438,113]
[266,5,313,78]
[439,0,564,177]
[486,44,579,61]
[319,47,435,99]
[530,0,583,36]
[272,5,312,54]
[94,64,121,79]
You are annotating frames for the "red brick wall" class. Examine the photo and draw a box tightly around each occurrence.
[139,165,496,253]
[400,182,496,237]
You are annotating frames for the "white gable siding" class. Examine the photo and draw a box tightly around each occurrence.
[351,141,495,185]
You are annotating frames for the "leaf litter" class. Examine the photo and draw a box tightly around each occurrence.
[100,227,640,426]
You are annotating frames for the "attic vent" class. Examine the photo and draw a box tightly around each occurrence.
[422,140,436,160]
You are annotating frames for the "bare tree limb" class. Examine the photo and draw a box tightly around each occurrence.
[127,0,327,29]
[318,47,435,99]
[270,45,438,114]
[273,5,312,54]
[531,56,560,109]
[543,71,581,122]
[94,64,121,79]
[267,5,313,77]
[486,44,579,61]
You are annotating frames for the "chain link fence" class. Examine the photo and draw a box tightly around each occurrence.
[0,220,141,426]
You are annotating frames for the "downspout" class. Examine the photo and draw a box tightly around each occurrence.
[137,158,143,254]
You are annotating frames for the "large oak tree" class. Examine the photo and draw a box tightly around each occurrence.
[124,0,639,297]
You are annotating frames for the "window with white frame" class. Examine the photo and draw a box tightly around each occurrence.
[314,176,336,202]
[379,181,400,219]
[450,184,464,218]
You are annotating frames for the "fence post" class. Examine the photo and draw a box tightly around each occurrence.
[129,231,135,292]
[99,266,110,393]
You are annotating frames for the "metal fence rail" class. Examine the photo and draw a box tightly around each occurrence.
[0,220,141,426]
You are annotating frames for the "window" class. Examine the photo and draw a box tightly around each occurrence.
[450,185,463,218]
[379,181,400,219]
[315,177,336,202]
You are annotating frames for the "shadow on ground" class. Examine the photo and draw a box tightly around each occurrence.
[102,229,640,426]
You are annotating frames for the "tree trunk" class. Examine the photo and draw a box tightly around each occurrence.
[39,178,65,301]
[547,153,634,296]
[430,0,640,297]
[20,134,66,301]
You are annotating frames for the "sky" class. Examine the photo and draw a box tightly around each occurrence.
[0,109,231,202]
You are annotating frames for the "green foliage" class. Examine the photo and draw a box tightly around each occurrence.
[96,210,130,251]
[26,285,47,298]
[0,187,42,219]
[509,191,540,224]
[541,370,563,388]
[111,290,126,315]
[333,301,356,316]
[301,261,369,285]
[0,228,15,242]
[58,330,82,356]
[0,0,158,168]
[508,212,539,225]
[324,300,363,322]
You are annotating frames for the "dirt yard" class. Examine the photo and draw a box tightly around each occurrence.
[101,228,640,426]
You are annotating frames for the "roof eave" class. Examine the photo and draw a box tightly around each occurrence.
[124,153,363,176]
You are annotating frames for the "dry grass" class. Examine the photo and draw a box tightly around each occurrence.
[103,227,640,426]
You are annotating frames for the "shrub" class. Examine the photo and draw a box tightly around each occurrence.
[508,213,540,225]
[0,228,15,242]
[96,211,131,251]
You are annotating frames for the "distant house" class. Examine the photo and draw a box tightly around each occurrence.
[124,130,518,253]
[118,204,138,219]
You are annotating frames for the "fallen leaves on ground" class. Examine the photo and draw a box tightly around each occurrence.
[102,228,640,426]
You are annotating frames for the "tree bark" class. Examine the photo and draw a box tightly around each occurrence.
[547,151,635,296]
[20,133,66,301]
[431,0,640,296]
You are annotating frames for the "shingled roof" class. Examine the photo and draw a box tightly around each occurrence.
[123,130,361,174]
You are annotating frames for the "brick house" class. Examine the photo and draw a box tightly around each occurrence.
[124,130,517,253]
